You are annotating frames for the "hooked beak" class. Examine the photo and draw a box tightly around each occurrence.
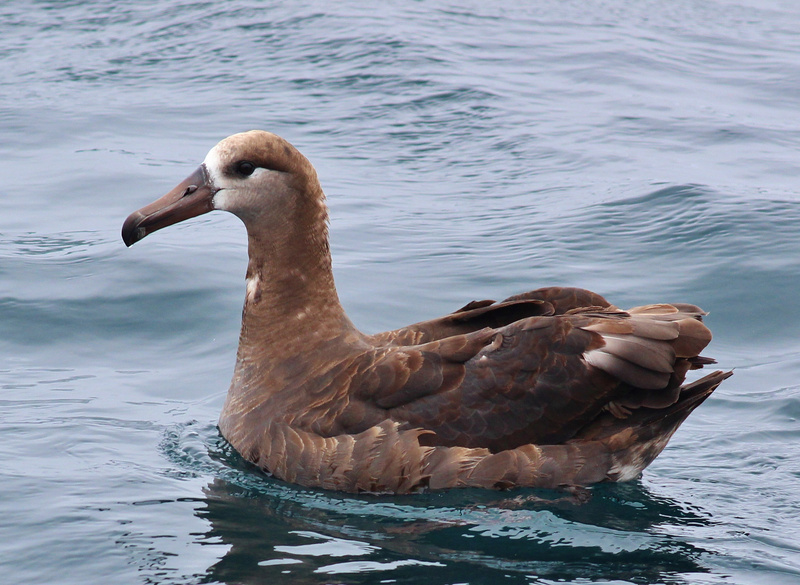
[122,165,218,247]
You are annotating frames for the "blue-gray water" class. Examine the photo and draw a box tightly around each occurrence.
[2,1,800,583]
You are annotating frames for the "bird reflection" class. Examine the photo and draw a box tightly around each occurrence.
[194,450,715,585]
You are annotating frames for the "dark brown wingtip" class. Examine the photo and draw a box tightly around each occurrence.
[678,369,732,404]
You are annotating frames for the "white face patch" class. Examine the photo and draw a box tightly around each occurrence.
[204,140,273,213]
[203,144,224,211]
[202,143,224,185]
[204,143,235,211]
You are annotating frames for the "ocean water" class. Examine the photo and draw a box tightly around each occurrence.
[2,1,800,583]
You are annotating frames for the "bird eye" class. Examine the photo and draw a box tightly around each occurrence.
[236,161,256,176]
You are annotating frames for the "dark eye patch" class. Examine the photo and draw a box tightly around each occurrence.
[223,156,291,178]
[236,160,256,177]
[236,161,256,176]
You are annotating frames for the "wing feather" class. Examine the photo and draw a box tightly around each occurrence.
[289,296,714,461]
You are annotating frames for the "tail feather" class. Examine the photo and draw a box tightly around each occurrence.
[575,370,732,481]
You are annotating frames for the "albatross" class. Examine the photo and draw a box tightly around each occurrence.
[122,130,730,494]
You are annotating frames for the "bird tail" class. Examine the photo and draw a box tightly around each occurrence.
[574,369,732,482]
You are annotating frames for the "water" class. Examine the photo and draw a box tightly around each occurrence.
[2,1,800,583]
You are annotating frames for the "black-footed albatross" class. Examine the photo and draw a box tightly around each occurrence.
[122,130,731,494]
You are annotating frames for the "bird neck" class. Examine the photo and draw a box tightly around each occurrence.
[239,192,358,346]
[241,232,349,342]
[219,210,365,445]
[221,191,364,422]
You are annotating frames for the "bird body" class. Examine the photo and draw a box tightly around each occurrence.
[123,131,730,493]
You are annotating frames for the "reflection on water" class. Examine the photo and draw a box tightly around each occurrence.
[153,423,715,584]
[197,481,712,584]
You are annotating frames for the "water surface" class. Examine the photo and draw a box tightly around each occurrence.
[2,1,800,584]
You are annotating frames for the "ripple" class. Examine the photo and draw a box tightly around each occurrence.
[4,1,800,584]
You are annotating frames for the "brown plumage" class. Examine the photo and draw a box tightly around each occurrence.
[122,130,731,494]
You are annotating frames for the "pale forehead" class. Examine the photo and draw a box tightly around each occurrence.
[203,141,226,178]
